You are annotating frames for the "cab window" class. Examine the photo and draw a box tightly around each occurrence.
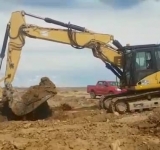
[155,49,160,70]
[135,51,153,70]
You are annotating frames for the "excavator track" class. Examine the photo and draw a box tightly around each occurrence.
[99,90,160,114]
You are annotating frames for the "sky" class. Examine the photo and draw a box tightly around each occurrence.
[0,0,160,87]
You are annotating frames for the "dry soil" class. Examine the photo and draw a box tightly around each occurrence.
[0,83,159,150]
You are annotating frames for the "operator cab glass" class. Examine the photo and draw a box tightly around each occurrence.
[123,44,160,87]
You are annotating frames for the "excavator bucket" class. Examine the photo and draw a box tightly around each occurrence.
[3,77,57,120]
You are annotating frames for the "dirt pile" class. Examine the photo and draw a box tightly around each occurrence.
[0,141,19,150]
[148,108,160,125]
[59,103,73,111]
[134,108,160,137]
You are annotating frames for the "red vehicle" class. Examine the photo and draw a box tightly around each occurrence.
[87,81,126,99]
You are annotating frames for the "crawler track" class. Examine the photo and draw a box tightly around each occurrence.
[99,90,160,114]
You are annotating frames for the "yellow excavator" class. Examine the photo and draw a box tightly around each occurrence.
[0,10,160,120]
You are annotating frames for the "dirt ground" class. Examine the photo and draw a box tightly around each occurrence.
[0,86,159,150]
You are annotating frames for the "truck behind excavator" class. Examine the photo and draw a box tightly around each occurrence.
[0,10,160,120]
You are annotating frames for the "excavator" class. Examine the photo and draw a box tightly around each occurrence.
[0,10,160,120]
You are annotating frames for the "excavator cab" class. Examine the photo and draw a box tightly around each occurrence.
[123,44,160,89]
[99,44,160,114]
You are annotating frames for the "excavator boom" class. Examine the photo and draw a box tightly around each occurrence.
[2,11,122,86]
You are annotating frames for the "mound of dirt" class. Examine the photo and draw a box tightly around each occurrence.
[148,108,160,125]
[59,103,73,111]
[134,108,160,137]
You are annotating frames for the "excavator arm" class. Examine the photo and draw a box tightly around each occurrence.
[0,11,123,118]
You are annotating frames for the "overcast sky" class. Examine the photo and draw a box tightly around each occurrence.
[0,0,160,87]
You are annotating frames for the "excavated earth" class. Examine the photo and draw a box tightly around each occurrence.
[0,77,160,150]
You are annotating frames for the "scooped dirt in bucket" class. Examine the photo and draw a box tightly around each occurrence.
[22,76,57,102]
[8,77,57,121]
